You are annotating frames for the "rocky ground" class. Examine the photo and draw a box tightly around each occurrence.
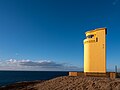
[1,76,120,90]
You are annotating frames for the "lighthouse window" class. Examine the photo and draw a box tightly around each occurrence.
[86,35,94,38]
[96,37,98,42]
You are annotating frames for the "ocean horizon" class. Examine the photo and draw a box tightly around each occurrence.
[0,71,69,86]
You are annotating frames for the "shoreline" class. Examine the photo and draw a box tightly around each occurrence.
[0,80,45,90]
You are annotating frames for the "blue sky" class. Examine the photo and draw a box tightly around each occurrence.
[0,0,120,71]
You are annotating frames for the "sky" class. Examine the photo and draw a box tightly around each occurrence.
[0,0,120,71]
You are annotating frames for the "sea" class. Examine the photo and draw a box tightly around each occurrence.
[0,71,69,87]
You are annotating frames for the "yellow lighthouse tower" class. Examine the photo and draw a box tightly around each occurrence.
[84,28,107,73]
[69,28,116,78]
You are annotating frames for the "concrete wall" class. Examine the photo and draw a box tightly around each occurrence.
[69,72,116,79]
[69,72,84,76]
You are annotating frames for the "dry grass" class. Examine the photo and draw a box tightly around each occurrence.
[1,76,120,90]
[35,76,120,90]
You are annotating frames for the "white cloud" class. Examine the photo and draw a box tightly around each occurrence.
[0,59,82,71]
[7,59,17,63]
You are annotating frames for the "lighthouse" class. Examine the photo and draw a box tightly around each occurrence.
[84,28,107,73]
[69,28,116,78]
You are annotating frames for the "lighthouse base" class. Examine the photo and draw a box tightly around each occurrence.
[69,72,116,79]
